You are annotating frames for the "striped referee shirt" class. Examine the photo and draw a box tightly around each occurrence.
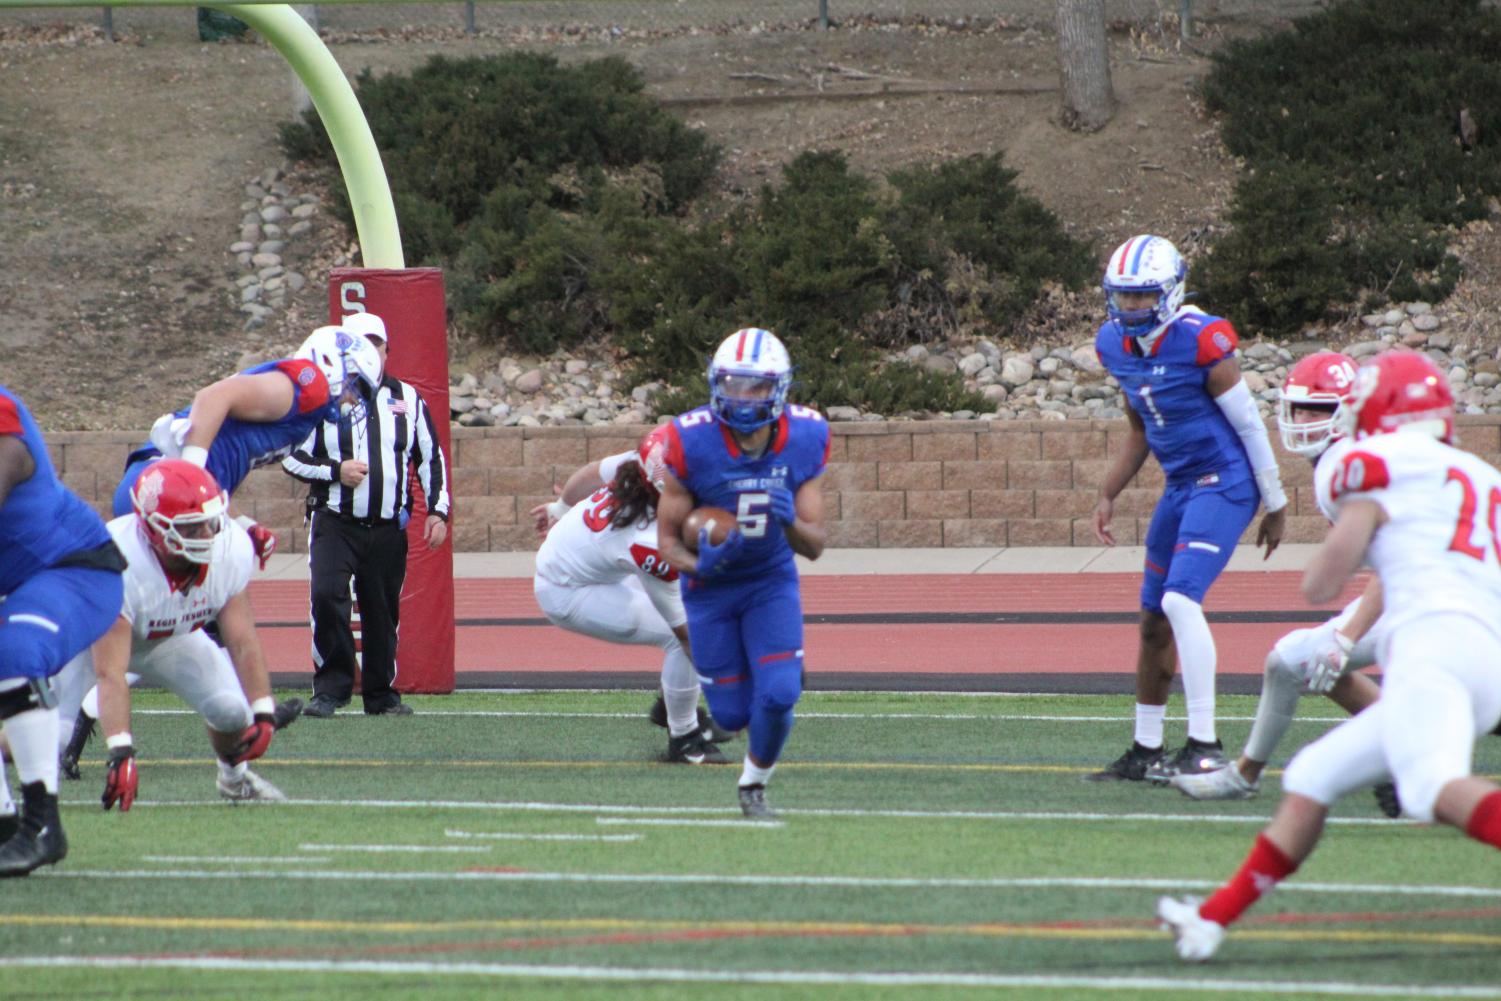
[282,374,451,524]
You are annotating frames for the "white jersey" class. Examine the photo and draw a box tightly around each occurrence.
[1316,432,1501,635]
[109,513,255,644]
[535,483,684,629]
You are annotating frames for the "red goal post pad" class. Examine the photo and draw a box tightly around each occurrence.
[329,267,455,694]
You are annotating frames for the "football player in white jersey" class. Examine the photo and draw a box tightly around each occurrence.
[1159,351,1501,961]
[1172,352,1392,809]
[530,426,731,765]
[53,459,287,806]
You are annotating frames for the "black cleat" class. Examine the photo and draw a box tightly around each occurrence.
[272,698,305,730]
[0,812,15,843]
[59,711,96,781]
[1086,742,1166,782]
[649,694,736,744]
[664,731,729,765]
[1373,780,1402,819]
[738,783,778,820]
[303,695,339,719]
[1145,738,1227,786]
[0,781,67,878]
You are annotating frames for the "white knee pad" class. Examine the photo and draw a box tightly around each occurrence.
[200,691,253,735]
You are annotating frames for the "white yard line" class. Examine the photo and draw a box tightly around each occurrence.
[296,844,491,854]
[101,798,1419,828]
[122,707,1347,722]
[36,868,1501,899]
[595,818,785,829]
[142,855,331,864]
[445,829,641,842]
[0,956,1494,997]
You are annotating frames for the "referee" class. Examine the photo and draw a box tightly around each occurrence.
[283,313,450,717]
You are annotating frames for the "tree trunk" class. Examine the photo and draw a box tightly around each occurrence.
[1056,0,1115,133]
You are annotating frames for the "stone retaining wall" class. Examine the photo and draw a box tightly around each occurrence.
[49,417,1501,552]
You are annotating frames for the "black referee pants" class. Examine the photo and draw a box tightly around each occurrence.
[309,511,407,712]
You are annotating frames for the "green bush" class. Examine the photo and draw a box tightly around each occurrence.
[284,55,1085,415]
[1196,0,1501,333]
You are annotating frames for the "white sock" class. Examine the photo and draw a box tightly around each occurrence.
[1162,591,1218,743]
[81,684,100,720]
[217,759,247,783]
[1134,703,1166,749]
[5,707,60,793]
[660,639,701,737]
[0,757,13,816]
[738,757,774,788]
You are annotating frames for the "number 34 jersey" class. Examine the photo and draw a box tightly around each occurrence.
[534,478,686,629]
[1316,432,1501,634]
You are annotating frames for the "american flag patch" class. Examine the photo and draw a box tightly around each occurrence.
[385,399,409,415]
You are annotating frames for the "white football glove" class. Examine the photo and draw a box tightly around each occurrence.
[1306,628,1354,694]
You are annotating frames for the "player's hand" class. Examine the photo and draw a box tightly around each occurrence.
[247,523,278,571]
[339,460,369,488]
[1306,627,1353,694]
[769,487,797,528]
[1257,506,1286,559]
[102,744,138,812]
[229,714,275,765]
[694,525,745,578]
[1092,496,1116,546]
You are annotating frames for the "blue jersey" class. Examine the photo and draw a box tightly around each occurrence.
[1095,307,1251,487]
[125,358,334,497]
[0,386,114,596]
[665,404,830,583]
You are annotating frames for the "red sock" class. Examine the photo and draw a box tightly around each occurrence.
[1199,833,1299,927]
[1465,791,1501,849]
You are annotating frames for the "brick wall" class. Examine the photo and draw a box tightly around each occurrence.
[50,417,1501,552]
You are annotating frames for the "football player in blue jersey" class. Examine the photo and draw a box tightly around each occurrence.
[655,328,830,819]
[0,386,126,876]
[58,327,379,776]
[1088,235,1288,784]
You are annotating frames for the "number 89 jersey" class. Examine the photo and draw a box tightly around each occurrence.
[664,404,830,583]
[1316,433,1501,634]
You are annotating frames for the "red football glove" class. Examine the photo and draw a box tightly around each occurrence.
[247,523,278,571]
[228,714,275,765]
[102,744,138,812]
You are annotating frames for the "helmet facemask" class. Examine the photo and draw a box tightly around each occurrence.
[710,370,790,434]
[1277,396,1343,458]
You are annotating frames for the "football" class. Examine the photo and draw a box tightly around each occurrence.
[682,506,738,552]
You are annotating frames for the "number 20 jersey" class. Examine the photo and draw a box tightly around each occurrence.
[664,405,830,583]
[1316,432,1501,635]
[1094,306,1252,488]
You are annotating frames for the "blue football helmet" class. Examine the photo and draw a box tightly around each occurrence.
[1103,234,1187,336]
[708,327,793,434]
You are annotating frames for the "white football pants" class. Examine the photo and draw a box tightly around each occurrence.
[533,576,697,698]
[1282,612,1501,822]
[54,630,253,742]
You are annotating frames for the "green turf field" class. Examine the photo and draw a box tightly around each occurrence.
[4,689,1499,1000]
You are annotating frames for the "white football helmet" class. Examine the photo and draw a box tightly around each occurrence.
[708,327,793,433]
[297,325,383,417]
[1103,235,1187,336]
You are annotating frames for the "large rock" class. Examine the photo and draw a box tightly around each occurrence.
[514,369,545,394]
[1000,355,1035,387]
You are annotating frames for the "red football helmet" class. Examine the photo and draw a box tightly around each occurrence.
[130,459,228,565]
[1340,350,1455,444]
[1277,351,1358,458]
[636,425,671,497]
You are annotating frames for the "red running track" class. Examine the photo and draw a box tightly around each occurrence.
[249,572,1365,682]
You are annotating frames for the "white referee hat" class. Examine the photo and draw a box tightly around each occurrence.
[341,312,387,344]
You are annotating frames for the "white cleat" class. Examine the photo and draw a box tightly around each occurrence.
[1171,763,1260,800]
[1157,895,1226,962]
[216,769,287,803]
